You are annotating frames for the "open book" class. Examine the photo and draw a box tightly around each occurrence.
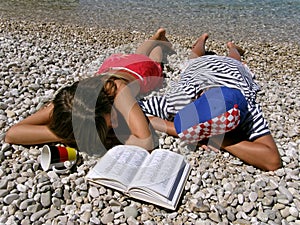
[86,145,191,210]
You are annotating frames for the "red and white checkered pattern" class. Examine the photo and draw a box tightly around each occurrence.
[178,104,240,143]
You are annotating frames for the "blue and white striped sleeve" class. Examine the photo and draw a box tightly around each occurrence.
[138,96,169,120]
[249,105,271,140]
[243,103,271,141]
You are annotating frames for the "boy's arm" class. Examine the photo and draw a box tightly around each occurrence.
[5,103,62,145]
[201,133,282,171]
[147,115,282,171]
[148,116,178,137]
[221,134,281,171]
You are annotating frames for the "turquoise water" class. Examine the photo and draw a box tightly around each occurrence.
[0,0,299,43]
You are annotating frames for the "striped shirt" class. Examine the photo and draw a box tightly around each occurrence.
[139,55,270,141]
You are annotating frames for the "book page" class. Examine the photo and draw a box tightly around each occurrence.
[128,162,190,210]
[86,145,149,188]
[130,149,187,198]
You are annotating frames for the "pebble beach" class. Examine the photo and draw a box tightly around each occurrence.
[0,14,300,225]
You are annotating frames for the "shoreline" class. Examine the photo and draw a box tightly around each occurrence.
[2,0,300,45]
[1,9,300,45]
[0,18,299,224]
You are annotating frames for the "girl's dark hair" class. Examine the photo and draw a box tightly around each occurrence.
[48,75,122,155]
[48,82,79,148]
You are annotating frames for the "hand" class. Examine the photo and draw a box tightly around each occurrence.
[200,144,220,153]
[125,134,154,151]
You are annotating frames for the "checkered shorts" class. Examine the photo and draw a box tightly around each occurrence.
[174,87,248,143]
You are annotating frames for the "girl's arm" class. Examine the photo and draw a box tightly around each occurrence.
[4,103,62,145]
[113,81,154,150]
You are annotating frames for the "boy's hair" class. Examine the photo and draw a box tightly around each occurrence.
[48,76,119,155]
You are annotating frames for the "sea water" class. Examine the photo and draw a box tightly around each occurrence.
[0,0,299,43]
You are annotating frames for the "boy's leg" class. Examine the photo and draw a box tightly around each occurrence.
[189,33,209,59]
[227,42,245,61]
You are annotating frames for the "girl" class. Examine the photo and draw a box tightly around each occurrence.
[5,28,174,155]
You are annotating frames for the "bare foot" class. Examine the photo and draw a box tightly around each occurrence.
[150,28,168,41]
[192,33,209,50]
[190,33,209,58]
[149,28,173,48]
[227,42,245,56]
[136,28,176,58]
